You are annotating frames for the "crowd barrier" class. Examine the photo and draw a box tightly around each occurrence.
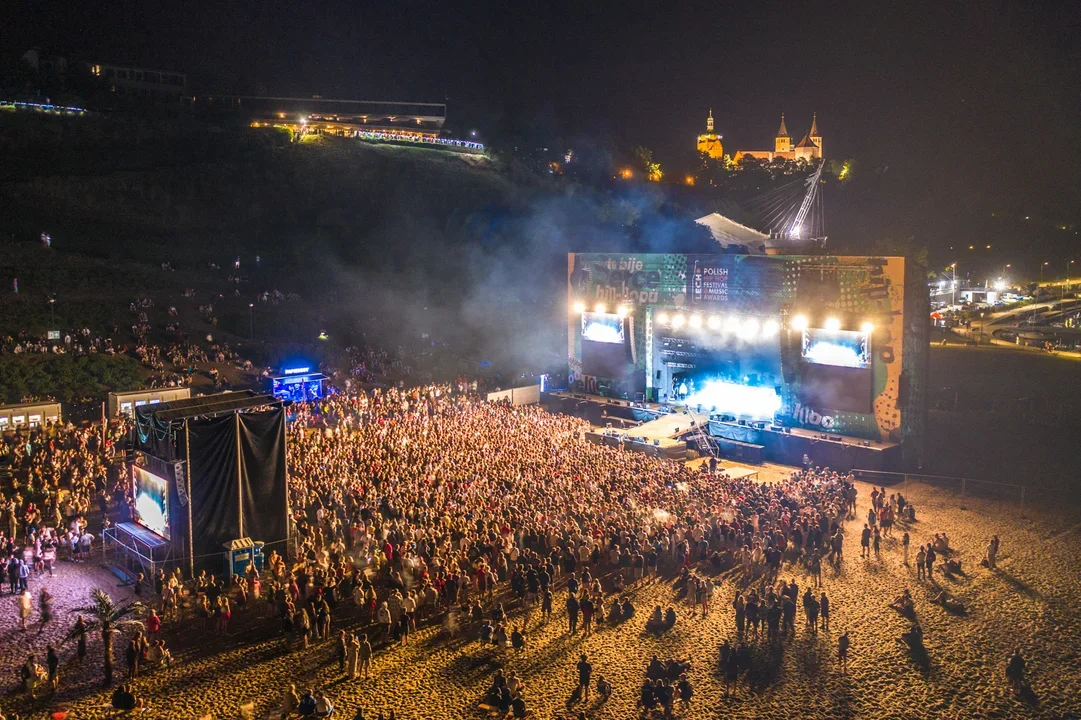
[486,384,540,406]
[849,469,1076,507]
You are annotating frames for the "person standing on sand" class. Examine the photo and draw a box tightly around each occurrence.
[838,631,850,674]
[915,546,926,581]
[861,524,871,559]
[576,653,592,701]
[873,527,882,560]
[925,545,936,578]
[986,536,998,570]
[902,532,910,566]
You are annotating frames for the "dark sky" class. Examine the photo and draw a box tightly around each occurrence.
[7,0,1081,275]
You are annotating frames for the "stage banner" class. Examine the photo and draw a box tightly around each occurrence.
[686,255,788,312]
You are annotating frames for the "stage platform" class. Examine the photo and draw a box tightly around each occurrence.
[545,390,901,471]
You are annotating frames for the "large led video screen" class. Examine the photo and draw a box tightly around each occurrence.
[581,312,624,344]
[801,328,870,369]
[800,364,872,414]
[132,465,170,540]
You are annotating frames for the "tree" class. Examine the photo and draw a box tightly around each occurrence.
[632,145,663,182]
[67,589,145,686]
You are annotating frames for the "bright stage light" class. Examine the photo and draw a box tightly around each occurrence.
[739,318,760,340]
[594,303,607,314]
[792,315,808,331]
[805,341,863,367]
[672,314,686,327]
[860,321,874,334]
[617,305,628,317]
[725,316,741,333]
[762,319,780,337]
[707,315,721,330]
[657,312,670,324]
[684,379,782,420]
[689,314,702,328]
[573,302,585,313]
[825,317,841,331]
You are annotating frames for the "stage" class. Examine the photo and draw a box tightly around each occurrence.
[546,390,899,471]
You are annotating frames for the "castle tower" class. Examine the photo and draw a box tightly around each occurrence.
[696,108,724,160]
[774,113,791,153]
[809,113,822,158]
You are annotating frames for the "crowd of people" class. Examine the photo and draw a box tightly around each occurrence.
[0,377,1029,716]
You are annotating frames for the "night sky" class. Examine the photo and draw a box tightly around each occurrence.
[7,0,1080,276]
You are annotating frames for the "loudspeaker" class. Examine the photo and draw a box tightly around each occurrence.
[829,435,843,442]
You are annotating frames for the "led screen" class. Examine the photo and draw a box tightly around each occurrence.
[132,466,170,540]
[801,329,870,369]
[581,312,624,344]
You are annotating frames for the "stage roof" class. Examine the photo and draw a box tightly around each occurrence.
[146,391,283,422]
[695,212,771,254]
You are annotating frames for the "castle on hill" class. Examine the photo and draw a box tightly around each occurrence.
[697,112,823,163]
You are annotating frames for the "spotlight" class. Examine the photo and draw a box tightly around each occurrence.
[762,319,780,337]
[860,321,874,334]
[740,318,759,339]
[617,305,628,317]
[573,302,585,313]
[594,303,607,314]
[657,312,670,324]
[672,314,686,327]
[707,315,721,330]
[725,316,741,333]
[791,315,808,331]
[689,315,702,328]
[825,317,841,331]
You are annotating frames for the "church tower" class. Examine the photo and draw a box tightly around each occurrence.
[696,109,724,160]
[809,113,822,158]
[774,114,791,153]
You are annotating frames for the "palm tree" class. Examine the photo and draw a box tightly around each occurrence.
[66,588,145,686]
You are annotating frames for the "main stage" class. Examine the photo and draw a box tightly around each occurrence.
[546,390,899,471]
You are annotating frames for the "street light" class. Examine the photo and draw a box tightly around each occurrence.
[950,263,957,307]
[248,303,254,341]
[1066,260,1076,299]
[48,296,55,328]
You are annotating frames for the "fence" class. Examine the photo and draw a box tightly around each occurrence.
[849,469,1075,507]
[486,384,541,406]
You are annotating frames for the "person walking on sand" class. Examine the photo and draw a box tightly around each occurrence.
[838,631,850,674]
[17,588,32,631]
[346,633,360,679]
[576,653,593,701]
[358,634,373,679]
[860,524,871,559]
[986,536,998,570]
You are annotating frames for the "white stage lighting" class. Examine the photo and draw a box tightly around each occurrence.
[762,319,780,337]
[689,314,702,328]
[825,317,841,331]
[725,316,741,333]
[594,303,607,314]
[573,302,585,313]
[672,314,686,327]
[739,318,760,340]
[684,379,782,420]
[792,315,808,331]
[860,321,874,334]
[657,312,670,324]
[617,305,628,317]
[707,315,721,330]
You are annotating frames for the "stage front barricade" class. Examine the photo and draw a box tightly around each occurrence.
[584,431,687,460]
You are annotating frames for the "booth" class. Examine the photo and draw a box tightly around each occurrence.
[0,401,61,431]
[108,387,191,418]
[268,366,329,403]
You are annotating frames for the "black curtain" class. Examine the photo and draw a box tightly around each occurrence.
[186,415,239,557]
[238,409,288,549]
[184,409,289,559]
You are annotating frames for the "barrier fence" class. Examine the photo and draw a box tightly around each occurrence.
[849,469,1076,507]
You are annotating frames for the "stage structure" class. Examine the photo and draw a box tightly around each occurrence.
[111,391,290,579]
[567,253,929,469]
[268,364,328,403]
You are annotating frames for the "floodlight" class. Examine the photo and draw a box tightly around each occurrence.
[791,315,808,331]
[725,316,741,333]
[657,312,670,324]
[617,305,628,317]
[672,314,686,327]
[707,316,721,330]
[762,320,780,337]
[825,317,841,331]
[594,303,606,314]
[860,321,874,334]
[573,302,585,314]
[689,315,702,328]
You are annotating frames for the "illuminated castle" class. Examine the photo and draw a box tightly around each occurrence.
[730,113,823,163]
[696,109,724,159]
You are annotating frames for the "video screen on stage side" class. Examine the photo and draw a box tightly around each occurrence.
[801,328,870,369]
[581,312,624,344]
[132,466,170,540]
[800,363,873,414]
